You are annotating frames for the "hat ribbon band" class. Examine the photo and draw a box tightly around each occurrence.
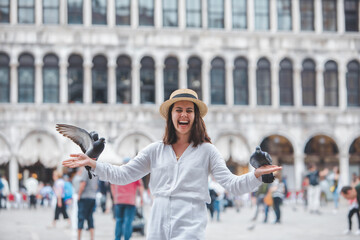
[172,93,197,100]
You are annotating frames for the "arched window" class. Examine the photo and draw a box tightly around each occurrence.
[345,0,359,31]
[92,55,107,103]
[346,60,360,107]
[68,54,83,103]
[164,57,178,101]
[163,0,178,27]
[43,0,59,24]
[139,0,154,26]
[18,0,35,24]
[300,0,314,31]
[92,0,107,25]
[208,0,224,28]
[233,57,248,105]
[322,0,337,31]
[256,58,271,105]
[277,0,292,30]
[0,0,10,23]
[324,60,338,106]
[210,57,225,104]
[186,0,202,28]
[0,52,10,102]
[255,0,269,30]
[18,53,35,103]
[115,0,131,25]
[68,0,83,24]
[279,58,293,106]
[301,58,316,106]
[116,55,132,104]
[187,57,202,99]
[140,56,155,104]
[232,0,247,29]
[43,54,59,103]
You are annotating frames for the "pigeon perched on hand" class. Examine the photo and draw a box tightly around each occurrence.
[56,124,105,179]
[250,146,275,183]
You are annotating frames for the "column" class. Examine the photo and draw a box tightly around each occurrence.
[202,0,208,29]
[248,59,257,107]
[314,0,323,33]
[9,156,19,193]
[10,0,17,25]
[339,153,350,185]
[202,59,210,105]
[337,0,345,34]
[271,61,279,108]
[292,0,300,33]
[107,62,116,104]
[83,62,92,104]
[178,0,186,30]
[131,0,139,28]
[224,0,232,31]
[35,0,42,25]
[270,0,277,33]
[179,60,187,89]
[84,0,91,27]
[132,63,140,106]
[107,0,115,28]
[338,63,347,110]
[225,61,234,106]
[294,153,305,191]
[35,62,43,104]
[293,64,302,107]
[10,63,18,103]
[247,0,255,31]
[59,61,68,104]
[154,0,162,29]
[59,0,67,25]
[155,63,164,105]
[316,65,324,107]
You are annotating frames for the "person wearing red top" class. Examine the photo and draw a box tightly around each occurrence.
[111,158,144,240]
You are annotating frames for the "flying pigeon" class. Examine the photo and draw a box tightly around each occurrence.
[250,146,275,183]
[56,124,105,179]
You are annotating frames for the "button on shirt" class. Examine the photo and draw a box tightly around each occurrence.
[95,141,262,204]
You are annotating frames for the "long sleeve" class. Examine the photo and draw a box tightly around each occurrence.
[209,144,262,195]
[94,143,152,185]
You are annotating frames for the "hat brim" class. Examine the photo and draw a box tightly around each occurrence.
[159,97,208,119]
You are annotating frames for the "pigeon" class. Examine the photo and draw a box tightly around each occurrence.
[249,146,275,183]
[56,124,105,179]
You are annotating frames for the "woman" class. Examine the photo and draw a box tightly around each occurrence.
[63,89,281,239]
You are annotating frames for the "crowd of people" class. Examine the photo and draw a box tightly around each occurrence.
[0,164,359,238]
[0,89,359,239]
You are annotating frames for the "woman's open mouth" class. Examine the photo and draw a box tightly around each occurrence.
[178,120,189,126]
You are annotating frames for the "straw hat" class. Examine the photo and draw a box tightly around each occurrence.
[159,89,208,119]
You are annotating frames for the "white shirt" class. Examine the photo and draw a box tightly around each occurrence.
[94,141,262,203]
[94,141,262,239]
[25,177,38,195]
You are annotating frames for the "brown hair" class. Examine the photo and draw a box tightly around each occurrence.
[162,103,211,147]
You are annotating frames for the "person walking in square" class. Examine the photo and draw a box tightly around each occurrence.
[77,166,98,240]
[341,184,360,235]
[111,157,144,240]
[305,163,328,214]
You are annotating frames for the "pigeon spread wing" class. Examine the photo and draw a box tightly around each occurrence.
[56,124,93,153]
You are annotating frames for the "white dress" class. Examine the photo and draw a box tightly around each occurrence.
[94,141,262,240]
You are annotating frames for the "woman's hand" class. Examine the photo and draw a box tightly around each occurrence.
[254,165,282,178]
[62,153,96,169]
